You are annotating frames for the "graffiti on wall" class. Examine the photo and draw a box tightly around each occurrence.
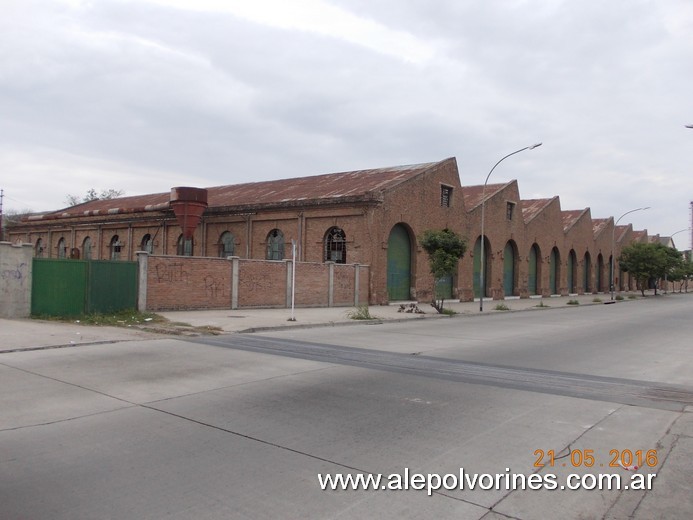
[155,262,190,284]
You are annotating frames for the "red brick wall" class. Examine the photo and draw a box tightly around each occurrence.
[238,260,286,307]
[295,262,329,306]
[146,255,231,311]
[333,264,355,305]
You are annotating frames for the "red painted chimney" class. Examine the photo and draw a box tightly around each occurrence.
[170,187,208,240]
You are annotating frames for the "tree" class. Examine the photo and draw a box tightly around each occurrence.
[65,188,124,207]
[618,242,683,296]
[420,229,467,313]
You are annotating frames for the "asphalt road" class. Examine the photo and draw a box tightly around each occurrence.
[1,296,691,519]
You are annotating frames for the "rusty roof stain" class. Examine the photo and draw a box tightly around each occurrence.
[592,218,611,237]
[33,161,443,220]
[462,182,512,211]
[521,198,555,223]
[615,225,630,242]
[561,209,589,231]
[631,230,648,241]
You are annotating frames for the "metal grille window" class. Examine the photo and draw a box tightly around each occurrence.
[506,201,516,220]
[83,237,92,260]
[110,235,122,261]
[57,237,67,259]
[35,238,44,258]
[177,235,193,256]
[266,229,284,260]
[324,227,346,263]
[141,234,153,254]
[441,186,453,207]
[219,231,235,258]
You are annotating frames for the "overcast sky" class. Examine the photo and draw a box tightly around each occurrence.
[2,0,692,248]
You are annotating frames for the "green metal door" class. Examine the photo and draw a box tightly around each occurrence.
[503,243,514,296]
[387,225,411,300]
[435,275,453,300]
[87,260,138,314]
[567,252,575,293]
[550,248,558,294]
[472,238,484,298]
[528,245,538,295]
[597,256,603,292]
[583,254,590,292]
[32,258,87,317]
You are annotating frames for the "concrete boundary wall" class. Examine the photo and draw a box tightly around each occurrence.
[137,253,369,311]
[0,242,33,318]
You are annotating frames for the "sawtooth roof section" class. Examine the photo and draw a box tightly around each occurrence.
[462,182,513,211]
[521,198,556,224]
[29,161,443,220]
[592,218,611,238]
[561,209,589,232]
[632,230,648,242]
[615,225,631,242]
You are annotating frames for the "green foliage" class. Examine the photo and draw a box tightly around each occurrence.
[346,305,378,320]
[592,297,602,303]
[494,303,510,311]
[66,188,124,207]
[420,229,467,313]
[567,299,580,305]
[615,295,625,301]
[535,301,549,308]
[619,242,684,296]
[441,307,457,316]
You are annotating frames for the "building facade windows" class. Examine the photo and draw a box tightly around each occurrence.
[141,234,153,254]
[266,229,284,260]
[35,238,44,258]
[219,231,235,258]
[110,235,122,260]
[177,235,193,256]
[506,201,516,220]
[324,227,347,263]
[57,237,67,259]
[440,185,453,207]
[83,236,92,260]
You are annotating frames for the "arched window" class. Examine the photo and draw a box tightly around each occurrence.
[141,234,153,254]
[219,231,235,258]
[324,227,346,263]
[83,237,92,260]
[266,229,284,260]
[57,237,67,259]
[177,235,193,256]
[110,235,122,261]
[35,238,44,258]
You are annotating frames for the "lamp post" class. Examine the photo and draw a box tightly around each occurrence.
[610,206,650,300]
[479,143,542,311]
[685,124,693,128]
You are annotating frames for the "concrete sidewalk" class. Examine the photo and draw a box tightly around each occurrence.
[1,292,655,353]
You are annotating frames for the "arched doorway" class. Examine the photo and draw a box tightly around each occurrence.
[528,244,540,296]
[473,236,491,298]
[597,254,604,292]
[550,247,560,295]
[567,250,577,293]
[583,252,591,293]
[503,241,517,297]
[387,224,412,300]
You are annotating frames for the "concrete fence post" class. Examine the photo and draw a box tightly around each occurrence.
[136,251,148,312]
[231,257,239,310]
[327,261,335,307]
[286,259,293,308]
[354,264,360,306]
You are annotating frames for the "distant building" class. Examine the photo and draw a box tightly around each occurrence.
[7,157,651,305]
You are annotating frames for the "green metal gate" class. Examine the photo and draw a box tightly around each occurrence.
[503,242,515,297]
[528,245,538,295]
[387,224,411,300]
[435,275,453,300]
[567,252,575,293]
[550,248,559,295]
[32,258,137,317]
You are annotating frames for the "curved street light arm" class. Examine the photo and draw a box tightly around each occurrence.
[610,206,650,300]
[480,143,542,311]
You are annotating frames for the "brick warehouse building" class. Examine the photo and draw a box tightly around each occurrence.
[6,157,650,307]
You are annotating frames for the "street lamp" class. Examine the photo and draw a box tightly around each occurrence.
[686,124,693,128]
[610,206,650,300]
[479,143,542,311]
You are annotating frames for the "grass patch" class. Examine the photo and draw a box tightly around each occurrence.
[34,309,166,327]
[615,295,625,301]
[494,303,510,311]
[628,295,638,300]
[346,305,379,320]
[567,299,580,305]
[441,308,457,316]
[535,301,550,308]
[592,297,603,303]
